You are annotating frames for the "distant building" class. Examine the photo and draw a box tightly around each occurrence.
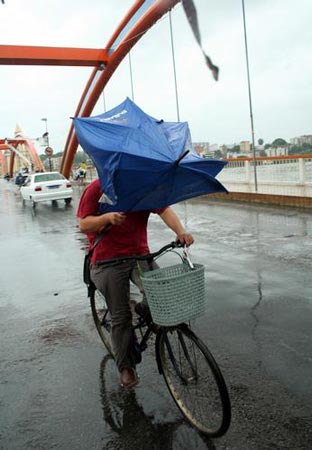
[240,141,251,153]
[53,156,62,170]
[266,146,289,157]
[226,151,250,159]
[219,145,227,156]
[290,135,312,146]
[43,156,62,171]
[193,142,208,156]
[209,143,219,152]
[193,142,220,158]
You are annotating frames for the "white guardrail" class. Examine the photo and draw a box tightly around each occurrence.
[217,156,312,198]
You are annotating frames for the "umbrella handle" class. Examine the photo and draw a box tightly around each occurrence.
[174,150,190,166]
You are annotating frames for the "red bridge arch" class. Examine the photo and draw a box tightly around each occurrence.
[0,0,180,178]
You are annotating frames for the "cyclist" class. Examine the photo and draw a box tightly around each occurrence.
[77,178,194,389]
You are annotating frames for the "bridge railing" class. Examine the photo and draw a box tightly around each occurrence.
[71,156,312,199]
[217,155,312,197]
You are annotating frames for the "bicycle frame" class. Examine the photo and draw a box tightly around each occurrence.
[133,316,154,353]
[94,241,197,379]
[90,284,196,385]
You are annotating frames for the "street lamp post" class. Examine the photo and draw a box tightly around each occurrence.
[242,0,258,192]
[41,117,52,171]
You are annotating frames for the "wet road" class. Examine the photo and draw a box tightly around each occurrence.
[0,179,311,450]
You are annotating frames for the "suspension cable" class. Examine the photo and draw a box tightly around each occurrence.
[169,10,180,122]
[128,51,135,101]
[169,10,188,230]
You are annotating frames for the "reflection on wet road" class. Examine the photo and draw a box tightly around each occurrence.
[0,180,311,450]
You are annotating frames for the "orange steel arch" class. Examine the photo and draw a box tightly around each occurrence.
[14,133,45,172]
[60,0,180,178]
[0,144,9,174]
[0,45,108,67]
[0,1,181,177]
[0,141,18,176]
[0,138,44,176]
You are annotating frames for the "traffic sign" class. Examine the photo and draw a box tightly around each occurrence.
[45,147,53,157]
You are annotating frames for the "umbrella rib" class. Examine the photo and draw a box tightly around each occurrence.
[174,150,190,166]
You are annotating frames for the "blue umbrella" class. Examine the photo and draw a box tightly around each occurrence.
[73,98,227,212]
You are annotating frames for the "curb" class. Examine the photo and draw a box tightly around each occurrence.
[206,192,312,209]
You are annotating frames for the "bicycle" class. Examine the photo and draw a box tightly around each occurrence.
[88,242,231,438]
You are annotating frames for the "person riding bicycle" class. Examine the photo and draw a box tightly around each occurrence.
[77,178,194,389]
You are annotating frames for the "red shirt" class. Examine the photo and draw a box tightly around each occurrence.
[77,179,165,263]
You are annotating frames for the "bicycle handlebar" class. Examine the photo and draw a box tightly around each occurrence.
[96,241,183,266]
[137,241,183,260]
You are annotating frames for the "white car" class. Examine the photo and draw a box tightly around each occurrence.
[20,172,73,207]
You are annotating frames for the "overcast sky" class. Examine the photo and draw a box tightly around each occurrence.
[1,0,311,154]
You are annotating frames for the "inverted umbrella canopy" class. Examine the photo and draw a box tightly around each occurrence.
[73,98,227,212]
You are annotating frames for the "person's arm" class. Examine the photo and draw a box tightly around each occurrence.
[79,212,126,234]
[159,207,194,246]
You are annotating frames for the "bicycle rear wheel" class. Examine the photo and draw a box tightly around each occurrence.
[157,325,231,437]
[90,288,113,356]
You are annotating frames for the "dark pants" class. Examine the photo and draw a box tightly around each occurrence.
[90,259,157,371]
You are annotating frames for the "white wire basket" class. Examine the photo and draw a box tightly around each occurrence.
[140,262,205,326]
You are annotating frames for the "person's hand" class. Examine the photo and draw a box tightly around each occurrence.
[107,212,126,226]
[176,232,194,247]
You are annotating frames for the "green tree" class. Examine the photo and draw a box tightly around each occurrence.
[74,151,88,165]
[214,150,223,159]
[272,138,288,147]
[289,145,312,155]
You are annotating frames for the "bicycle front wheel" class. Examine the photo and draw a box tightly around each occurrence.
[90,288,113,356]
[157,325,231,437]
